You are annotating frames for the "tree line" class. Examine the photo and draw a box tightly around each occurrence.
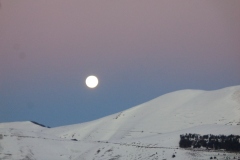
[179,133,240,151]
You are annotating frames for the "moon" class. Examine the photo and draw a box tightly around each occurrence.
[85,75,98,88]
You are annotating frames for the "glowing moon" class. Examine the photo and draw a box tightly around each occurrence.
[85,75,98,88]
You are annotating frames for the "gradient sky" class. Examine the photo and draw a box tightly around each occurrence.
[0,0,240,127]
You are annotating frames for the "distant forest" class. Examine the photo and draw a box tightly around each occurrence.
[179,133,240,151]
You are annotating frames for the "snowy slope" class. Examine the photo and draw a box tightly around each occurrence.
[0,85,240,160]
[0,121,48,132]
[43,86,240,141]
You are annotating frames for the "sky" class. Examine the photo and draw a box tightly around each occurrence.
[0,0,240,127]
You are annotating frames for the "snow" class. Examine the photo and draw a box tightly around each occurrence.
[0,85,240,159]
[0,121,47,132]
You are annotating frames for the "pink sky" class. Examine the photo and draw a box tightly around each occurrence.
[0,0,240,126]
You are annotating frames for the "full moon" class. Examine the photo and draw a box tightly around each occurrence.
[85,75,98,88]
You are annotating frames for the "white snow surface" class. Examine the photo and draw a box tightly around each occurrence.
[1,85,240,160]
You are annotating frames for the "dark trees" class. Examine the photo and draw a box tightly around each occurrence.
[179,133,240,151]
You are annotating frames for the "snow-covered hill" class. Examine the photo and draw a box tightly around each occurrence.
[1,86,240,160]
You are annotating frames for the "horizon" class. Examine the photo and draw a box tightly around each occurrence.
[2,84,239,128]
[1,1,240,127]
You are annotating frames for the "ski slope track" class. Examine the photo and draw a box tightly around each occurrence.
[1,86,240,159]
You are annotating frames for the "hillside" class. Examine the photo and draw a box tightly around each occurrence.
[43,86,240,141]
[0,86,240,160]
